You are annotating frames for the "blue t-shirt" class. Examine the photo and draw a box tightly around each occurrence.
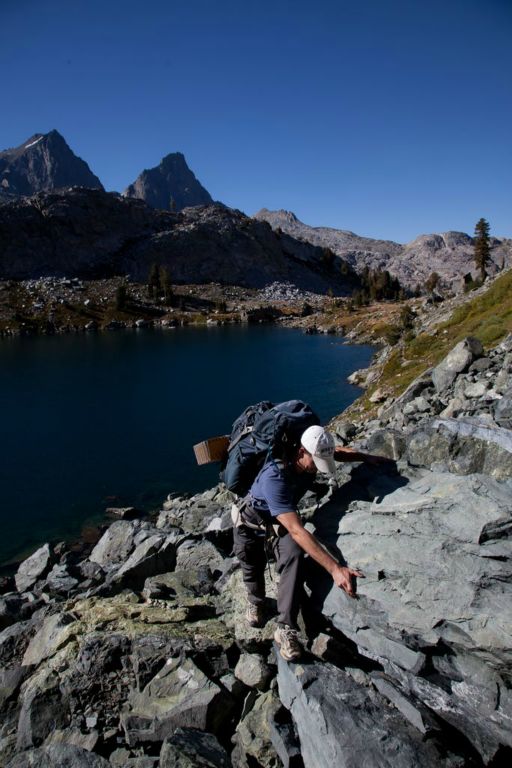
[247,460,315,521]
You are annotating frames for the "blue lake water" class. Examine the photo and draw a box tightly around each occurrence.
[0,326,374,566]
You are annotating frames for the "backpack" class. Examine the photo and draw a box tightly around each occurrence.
[221,399,321,497]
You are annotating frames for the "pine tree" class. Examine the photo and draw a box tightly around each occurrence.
[160,266,173,305]
[148,263,161,300]
[474,218,490,282]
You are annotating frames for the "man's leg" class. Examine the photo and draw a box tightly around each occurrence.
[233,524,266,607]
[274,531,304,630]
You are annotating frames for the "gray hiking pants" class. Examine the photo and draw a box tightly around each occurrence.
[233,524,304,630]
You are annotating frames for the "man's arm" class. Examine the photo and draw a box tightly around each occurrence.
[276,511,363,598]
[334,446,391,466]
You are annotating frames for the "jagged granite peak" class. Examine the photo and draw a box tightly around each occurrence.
[0,130,104,199]
[255,208,512,291]
[123,151,213,212]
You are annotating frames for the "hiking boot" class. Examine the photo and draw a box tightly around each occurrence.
[274,625,302,661]
[245,602,265,628]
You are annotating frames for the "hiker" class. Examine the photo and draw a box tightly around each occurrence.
[233,424,387,661]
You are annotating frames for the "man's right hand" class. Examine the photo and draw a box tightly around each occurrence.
[332,564,364,598]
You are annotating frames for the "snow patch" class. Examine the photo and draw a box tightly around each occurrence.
[24,136,44,149]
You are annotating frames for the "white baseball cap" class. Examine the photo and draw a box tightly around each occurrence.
[301,425,336,476]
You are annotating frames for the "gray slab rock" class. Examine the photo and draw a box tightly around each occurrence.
[6,744,110,767]
[431,337,483,393]
[406,417,512,479]
[16,667,70,750]
[160,727,231,767]
[276,655,455,768]
[15,544,53,593]
[315,471,512,760]
[22,612,77,667]
[121,656,232,745]
[112,533,177,590]
[89,521,155,568]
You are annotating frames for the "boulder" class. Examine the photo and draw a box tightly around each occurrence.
[121,656,233,745]
[175,539,225,575]
[314,470,512,761]
[234,652,272,691]
[366,429,406,460]
[15,544,53,593]
[276,655,454,768]
[89,521,145,568]
[232,690,284,768]
[16,667,70,750]
[160,728,231,768]
[44,565,79,595]
[142,568,214,601]
[112,533,177,590]
[406,417,512,479]
[431,337,483,392]
[22,612,77,667]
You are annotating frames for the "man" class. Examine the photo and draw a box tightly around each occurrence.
[233,424,385,661]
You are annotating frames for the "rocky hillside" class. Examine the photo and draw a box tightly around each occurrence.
[1,332,511,767]
[255,209,512,292]
[0,188,359,293]
[124,152,214,211]
[0,131,103,200]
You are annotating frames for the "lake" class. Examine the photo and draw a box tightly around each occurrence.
[0,326,374,566]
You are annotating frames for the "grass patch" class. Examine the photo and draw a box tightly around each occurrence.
[351,270,512,416]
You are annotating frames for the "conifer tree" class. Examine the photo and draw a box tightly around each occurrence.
[474,218,490,282]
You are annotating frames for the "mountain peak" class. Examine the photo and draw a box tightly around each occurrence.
[0,130,104,197]
[124,151,213,211]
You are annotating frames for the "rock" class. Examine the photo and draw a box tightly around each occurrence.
[370,672,438,735]
[43,728,99,751]
[334,421,357,443]
[44,565,79,595]
[15,544,53,593]
[431,337,483,392]
[16,667,70,750]
[142,568,214,601]
[369,387,387,403]
[6,744,110,767]
[314,470,512,760]
[175,539,225,575]
[469,357,492,373]
[121,656,232,745]
[406,417,512,479]
[276,656,452,767]
[494,389,512,428]
[112,532,177,590]
[366,429,406,460]
[22,612,77,667]
[234,652,272,691]
[160,728,231,768]
[464,381,488,398]
[232,690,283,768]
[89,521,152,569]
[0,594,25,631]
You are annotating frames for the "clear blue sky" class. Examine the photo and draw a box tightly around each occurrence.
[1,0,510,242]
